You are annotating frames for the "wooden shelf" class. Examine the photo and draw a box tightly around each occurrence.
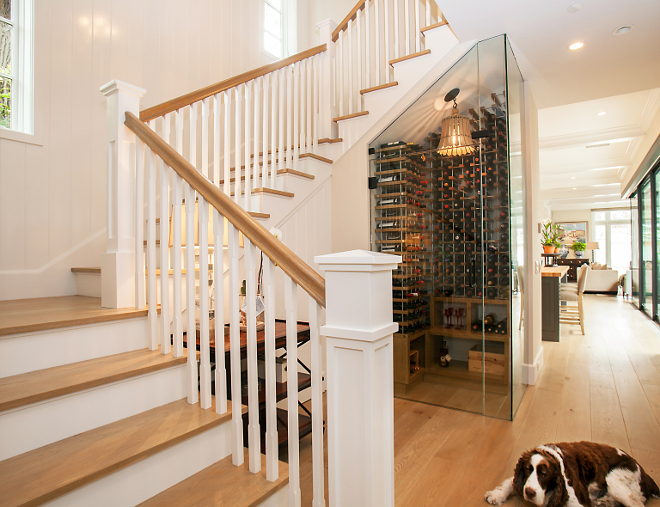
[426,360,506,382]
[428,327,508,342]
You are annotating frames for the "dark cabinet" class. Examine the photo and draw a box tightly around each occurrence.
[556,258,589,282]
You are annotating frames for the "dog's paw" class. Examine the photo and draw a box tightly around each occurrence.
[484,488,508,505]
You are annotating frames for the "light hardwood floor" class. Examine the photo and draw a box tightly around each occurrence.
[299,295,660,506]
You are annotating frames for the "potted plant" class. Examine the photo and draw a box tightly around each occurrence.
[572,241,586,258]
[541,220,561,254]
[553,239,562,253]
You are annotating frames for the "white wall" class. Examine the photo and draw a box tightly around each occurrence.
[551,209,593,259]
[299,0,355,49]
[0,0,277,301]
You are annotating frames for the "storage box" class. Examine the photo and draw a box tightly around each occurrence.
[258,356,287,383]
[468,343,505,375]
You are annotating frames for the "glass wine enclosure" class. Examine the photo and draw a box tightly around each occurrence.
[369,36,526,420]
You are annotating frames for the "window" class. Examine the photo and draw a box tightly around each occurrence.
[264,0,283,58]
[0,0,33,135]
[591,209,632,276]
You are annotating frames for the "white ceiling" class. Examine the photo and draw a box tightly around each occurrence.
[438,0,660,211]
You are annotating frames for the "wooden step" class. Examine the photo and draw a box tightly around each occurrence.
[0,348,187,412]
[0,296,148,337]
[360,81,398,95]
[333,110,369,123]
[138,449,288,507]
[219,168,314,185]
[298,153,333,164]
[318,137,343,144]
[0,398,233,507]
[231,188,294,198]
[70,267,101,275]
[389,49,431,66]
[420,20,449,34]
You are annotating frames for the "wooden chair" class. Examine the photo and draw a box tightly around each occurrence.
[560,264,588,335]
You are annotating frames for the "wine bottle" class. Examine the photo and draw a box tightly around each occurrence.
[472,320,482,331]
[483,313,497,326]
[439,340,450,368]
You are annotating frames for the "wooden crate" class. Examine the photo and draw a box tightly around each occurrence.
[468,342,505,375]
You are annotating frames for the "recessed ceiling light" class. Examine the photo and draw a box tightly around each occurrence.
[613,25,634,36]
[573,188,577,190]
[567,3,583,13]
[571,177,576,179]
[569,42,584,50]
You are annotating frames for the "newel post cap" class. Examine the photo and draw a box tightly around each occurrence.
[316,18,338,32]
[315,249,401,272]
[100,79,146,98]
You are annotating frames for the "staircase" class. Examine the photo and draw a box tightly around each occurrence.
[1,0,470,505]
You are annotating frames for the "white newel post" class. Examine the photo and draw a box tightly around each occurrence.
[316,19,338,140]
[315,250,401,507]
[100,80,146,309]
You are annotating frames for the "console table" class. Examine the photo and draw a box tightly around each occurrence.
[556,258,589,282]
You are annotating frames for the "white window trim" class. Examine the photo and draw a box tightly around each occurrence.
[592,209,632,269]
[0,0,38,144]
[261,0,297,60]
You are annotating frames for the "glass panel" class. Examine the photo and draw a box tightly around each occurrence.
[641,180,652,317]
[593,211,606,221]
[610,224,631,275]
[0,20,11,75]
[657,171,660,318]
[0,0,10,20]
[610,210,630,221]
[631,196,639,305]
[264,3,281,37]
[594,225,607,265]
[0,75,10,128]
[263,31,282,58]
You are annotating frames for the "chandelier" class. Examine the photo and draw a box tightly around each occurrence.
[437,88,476,157]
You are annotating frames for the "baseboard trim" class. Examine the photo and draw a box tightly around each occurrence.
[522,346,544,385]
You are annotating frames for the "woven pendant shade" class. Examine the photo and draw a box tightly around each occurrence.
[437,104,476,157]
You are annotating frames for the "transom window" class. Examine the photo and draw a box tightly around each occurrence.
[264,0,283,58]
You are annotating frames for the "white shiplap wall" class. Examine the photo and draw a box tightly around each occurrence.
[0,0,279,300]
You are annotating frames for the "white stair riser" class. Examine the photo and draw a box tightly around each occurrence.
[74,272,101,297]
[0,364,187,461]
[0,318,148,378]
[258,484,289,507]
[43,421,231,507]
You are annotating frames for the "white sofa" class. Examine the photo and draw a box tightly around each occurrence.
[584,263,619,295]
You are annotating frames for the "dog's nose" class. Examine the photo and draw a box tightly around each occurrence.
[525,487,536,500]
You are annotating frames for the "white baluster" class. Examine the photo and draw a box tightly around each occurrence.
[309,297,325,507]
[347,19,354,115]
[337,35,344,117]
[173,110,184,358]
[199,195,211,409]
[253,77,261,190]
[147,137,158,351]
[271,72,278,188]
[404,0,410,55]
[235,86,242,204]
[285,275,301,506]
[365,0,371,89]
[306,58,312,151]
[384,0,391,83]
[213,95,220,187]
[394,0,400,59]
[229,223,244,465]
[262,74,270,189]
[278,68,285,173]
[135,137,145,310]
[160,118,171,355]
[214,210,227,414]
[190,104,197,171]
[300,60,306,152]
[245,238,261,473]
[426,0,431,27]
[263,257,278,481]
[286,66,293,170]
[357,9,363,108]
[202,98,209,180]
[375,0,381,86]
[223,92,231,196]
[244,81,252,209]
[293,62,300,172]
[312,55,319,155]
[415,0,420,52]
[185,181,198,404]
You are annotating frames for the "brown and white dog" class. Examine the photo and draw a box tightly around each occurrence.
[485,442,659,506]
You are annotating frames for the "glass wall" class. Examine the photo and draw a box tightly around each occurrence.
[369,35,526,420]
[641,180,653,317]
[631,196,639,306]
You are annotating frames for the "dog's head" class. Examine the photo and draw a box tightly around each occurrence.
[513,449,568,506]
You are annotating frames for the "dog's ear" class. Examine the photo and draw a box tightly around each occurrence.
[513,451,533,496]
[542,454,569,507]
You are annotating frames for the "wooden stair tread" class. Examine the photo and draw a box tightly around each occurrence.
[318,137,342,144]
[70,267,101,274]
[219,169,313,185]
[420,20,449,34]
[298,153,333,164]
[0,296,148,337]
[0,398,233,507]
[231,188,294,198]
[138,449,288,507]
[333,111,369,123]
[389,49,431,66]
[0,348,187,412]
[360,81,398,95]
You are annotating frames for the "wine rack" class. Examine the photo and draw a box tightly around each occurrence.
[371,94,515,395]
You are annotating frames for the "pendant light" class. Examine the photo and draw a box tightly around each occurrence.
[437,88,476,157]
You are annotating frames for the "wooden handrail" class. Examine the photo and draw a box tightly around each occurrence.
[140,44,327,122]
[332,0,367,42]
[125,112,326,307]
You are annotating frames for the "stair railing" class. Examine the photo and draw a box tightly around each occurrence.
[137,44,330,214]
[332,0,447,118]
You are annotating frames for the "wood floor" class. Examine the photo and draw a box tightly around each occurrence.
[298,295,660,506]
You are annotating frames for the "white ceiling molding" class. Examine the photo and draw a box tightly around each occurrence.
[538,125,646,151]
